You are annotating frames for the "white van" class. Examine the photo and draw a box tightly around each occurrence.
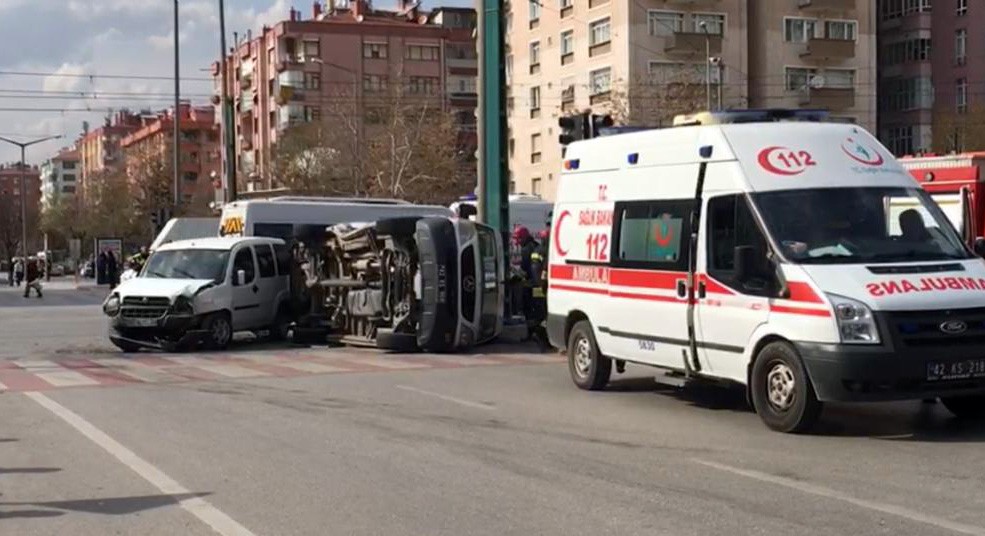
[451,194,554,234]
[218,197,454,240]
[547,110,985,432]
[103,236,292,352]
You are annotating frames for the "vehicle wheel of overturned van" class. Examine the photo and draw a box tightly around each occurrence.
[940,395,985,420]
[203,312,232,350]
[751,342,822,433]
[376,216,422,237]
[567,320,611,391]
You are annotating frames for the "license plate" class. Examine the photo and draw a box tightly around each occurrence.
[926,359,985,382]
[126,318,158,328]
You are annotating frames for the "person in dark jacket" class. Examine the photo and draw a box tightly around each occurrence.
[23,257,42,298]
[105,249,119,289]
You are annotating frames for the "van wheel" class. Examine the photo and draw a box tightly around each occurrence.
[750,341,822,433]
[567,320,610,391]
[203,313,232,350]
[941,395,985,420]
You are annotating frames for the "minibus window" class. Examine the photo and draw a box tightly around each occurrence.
[753,187,971,264]
[613,200,691,270]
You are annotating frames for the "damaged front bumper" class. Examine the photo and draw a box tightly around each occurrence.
[108,312,208,351]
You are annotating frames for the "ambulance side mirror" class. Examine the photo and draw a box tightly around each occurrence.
[974,237,985,258]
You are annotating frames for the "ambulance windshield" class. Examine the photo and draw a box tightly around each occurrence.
[752,187,971,264]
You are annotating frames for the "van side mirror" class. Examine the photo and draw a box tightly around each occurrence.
[974,237,985,258]
[734,245,770,292]
[236,269,246,286]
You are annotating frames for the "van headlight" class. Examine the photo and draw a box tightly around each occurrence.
[827,293,880,344]
[171,295,194,315]
[103,294,121,316]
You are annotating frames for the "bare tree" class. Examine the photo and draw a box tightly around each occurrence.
[270,122,360,196]
[608,65,725,127]
[0,192,21,263]
[932,106,985,154]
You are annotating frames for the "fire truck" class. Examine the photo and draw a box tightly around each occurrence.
[897,153,982,245]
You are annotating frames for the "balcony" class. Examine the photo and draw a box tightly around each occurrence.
[663,0,721,5]
[799,87,854,110]
[800,38,855,61]
[798,0,854,11]
[664,31,722,55]
[239,90,255,113]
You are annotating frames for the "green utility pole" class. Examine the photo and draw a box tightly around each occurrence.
[476,0,509,244]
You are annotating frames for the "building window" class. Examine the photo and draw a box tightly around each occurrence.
[61,185,76,194]
[589,17,611,47]
[530,86,541,113]
[560,0,572,8]
[363,75,388,92]
[303,40,320,58]
[529,41,541,71]
[182,172,199,182]
[589,67,611,95]
[305,106,321,122]
[825,69,855,88]
[304,72,321,90]
[62,173,76,182]
[957,0,967,16]
[529,0,540,20]
[784,17,818,43]
[560,30,574,57]
[884,76,933,112]
[693,13,725,35]
[63,161,76,170]
[531,133,542,164]
[883,126,915,156]
[408,76,440,94]
[505,54,513,84]
[561,78,575,103]
[957,78,968,113]
[648,10,683,37]
[825,20,857,40]
[785,67,818,91]
[955,29,967,64]
[363,42,388,59]
[531,177,542,195]
[406,45,440,61]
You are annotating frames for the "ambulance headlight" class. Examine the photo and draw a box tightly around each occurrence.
[827,293,879,344]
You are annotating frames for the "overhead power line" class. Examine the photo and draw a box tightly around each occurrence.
[0,70,213,82]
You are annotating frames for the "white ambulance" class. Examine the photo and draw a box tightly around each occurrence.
[547,110,985,432]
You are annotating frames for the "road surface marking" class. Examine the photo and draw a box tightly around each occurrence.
[14,359,61,371]
[0,379,6,391]
[26,392,257,536]
[36,370,99,387]
[197,364,269,379]
[691,458,985,536]
[396,385,495,411]
[352,357,430,370]
[97,358,183,383]
[275,361,347,374]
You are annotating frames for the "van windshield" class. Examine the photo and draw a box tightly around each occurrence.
[752,187,971,264]
[142,249,230,282]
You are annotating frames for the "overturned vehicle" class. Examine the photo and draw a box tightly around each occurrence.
[303,216,504,352]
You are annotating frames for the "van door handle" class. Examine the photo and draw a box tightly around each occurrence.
[252,284,259,294]
[698,281,707,299]
[676,280,687,298]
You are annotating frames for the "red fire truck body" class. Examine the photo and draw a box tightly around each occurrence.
[898,153,981,244]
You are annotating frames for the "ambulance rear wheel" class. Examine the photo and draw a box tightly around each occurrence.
[567,320,610,391]
[751,341,822,433]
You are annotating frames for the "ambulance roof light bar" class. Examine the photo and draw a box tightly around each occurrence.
[672,109,830,127]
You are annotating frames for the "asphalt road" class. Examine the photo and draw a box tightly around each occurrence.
[2,283,985,535]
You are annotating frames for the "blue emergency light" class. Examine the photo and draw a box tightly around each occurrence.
[627,153,639,165]
[564,159,580,170]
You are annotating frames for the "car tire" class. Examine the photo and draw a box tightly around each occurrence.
[111,339,142,353]
[567,320,611,391]
[268,306,293,342]
[750,341,823,433]
[376,329,419,352]
[376,217,422,237]
[203,312,233,350]
[940,395,985,420]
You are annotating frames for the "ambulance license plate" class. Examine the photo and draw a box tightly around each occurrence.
[926,360,985,382]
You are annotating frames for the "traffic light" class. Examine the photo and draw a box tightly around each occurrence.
[558,114,586,147]
[588,114,614,139]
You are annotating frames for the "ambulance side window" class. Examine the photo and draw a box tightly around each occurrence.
[707,194,771,295]
[612,200,691,271]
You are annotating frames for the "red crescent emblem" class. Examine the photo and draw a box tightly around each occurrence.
[757,146,805,176]
[553,210,570,257]
[654,221,673,247]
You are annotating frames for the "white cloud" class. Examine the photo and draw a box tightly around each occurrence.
[41,63,90,93]
[66,0,170,20]
[147,29,190,51]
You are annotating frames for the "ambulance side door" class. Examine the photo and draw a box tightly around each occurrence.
[601,199,693,369]
[695,194,772,382]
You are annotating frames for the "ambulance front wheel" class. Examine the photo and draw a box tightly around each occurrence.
[751,341,823,433]
[568,320,611,391]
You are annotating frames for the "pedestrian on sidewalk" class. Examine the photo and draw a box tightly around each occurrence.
[13,257,24,287]
[23,256,42,298]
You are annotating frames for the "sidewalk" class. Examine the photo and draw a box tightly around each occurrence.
[0,276,100,291]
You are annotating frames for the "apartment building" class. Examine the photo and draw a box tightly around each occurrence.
[119,104,220,206]
[77,111,142,197]
[39,147,80,210]
[928,0,982,152]
[215,1,477,192]
[0,163,42,251]
[507,0,876,199]
[876,0,932,156]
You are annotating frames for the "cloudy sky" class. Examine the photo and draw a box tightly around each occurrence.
[0,0,465,165]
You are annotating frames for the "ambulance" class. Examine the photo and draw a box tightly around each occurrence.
[546,110,985,433]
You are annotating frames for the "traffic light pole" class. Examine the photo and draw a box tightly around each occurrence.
[476,0,509,248]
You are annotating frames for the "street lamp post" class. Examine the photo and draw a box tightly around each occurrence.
[174,0,181,209]
[218,0,237,203]
[699,21,711,111]
[0,135,61,258]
